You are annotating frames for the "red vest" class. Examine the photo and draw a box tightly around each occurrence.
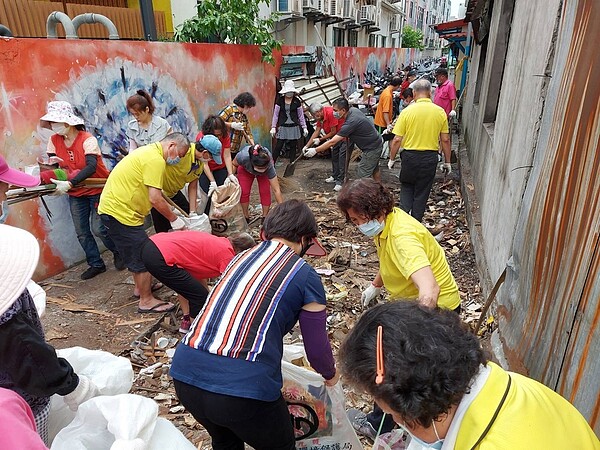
[52,131,110,197]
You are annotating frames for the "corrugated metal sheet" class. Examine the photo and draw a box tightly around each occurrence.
[498,0,600,434]
[66,0,127,7]
[0,0,165,39]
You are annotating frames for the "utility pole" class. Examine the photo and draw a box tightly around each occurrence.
[139,0,157,41]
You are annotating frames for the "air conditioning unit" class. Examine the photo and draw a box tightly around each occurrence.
[342,0,355,18]
[278,0,302,14]
[359,4,376,23]
[302,0,318,10]
[390,13,402,31]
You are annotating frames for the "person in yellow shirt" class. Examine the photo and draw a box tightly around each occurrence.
[340,301,600,450]
[151,135,222,232]
[389,79,451,222]
[98,133,215,314]
[337,178,460,437]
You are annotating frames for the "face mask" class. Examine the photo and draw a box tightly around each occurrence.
[332,111,341,119]
[285,93,294,98]
[0,200,9,224]
[358,219,384,237]
[166,156,181,166]
[51,123,69,136]
[397,421,443,450]
[298,238,314,257]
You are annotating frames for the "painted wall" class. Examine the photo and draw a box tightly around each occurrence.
[0,38,405,280]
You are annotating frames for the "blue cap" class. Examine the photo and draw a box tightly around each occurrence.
[198,135,222,165]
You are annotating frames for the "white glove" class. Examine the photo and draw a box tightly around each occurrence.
[207,181,218,197]
[231,122,245,131]
[387,159,395,170]
[303,128,309,137]
[361,284,381,307]
[449,110,457,118]
[51,178,71,194]
[63,375,100,412]
[225,174,239,186]
[441,162,452,174]
[170,216,187,230]
[386,123,394,132]
[270,127,276,138]
[312,138,320,146]
[188,212,198,218]
[303,148,317,158]
[382,128,390,135]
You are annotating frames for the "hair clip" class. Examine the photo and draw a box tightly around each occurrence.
[376,325,384,385]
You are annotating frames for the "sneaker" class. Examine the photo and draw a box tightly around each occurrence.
[179,317,192,334]
[113,252,126,271]
[333,184,343,192]
[81,265,106,280]
[325,176,335,183]
[347,408,377,440]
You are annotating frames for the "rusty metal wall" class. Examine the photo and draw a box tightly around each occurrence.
[0,0,165,38]
[494,0,600,433]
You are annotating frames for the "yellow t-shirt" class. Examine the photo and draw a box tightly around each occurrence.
[162,143,204,198]
[98,143,165,226]
[392,98,449,150]
[375,208,460,310]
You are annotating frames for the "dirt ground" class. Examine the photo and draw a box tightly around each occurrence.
[41,139,483,448]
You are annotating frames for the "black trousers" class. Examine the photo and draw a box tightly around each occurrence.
[273,138,299,162]
[150,191,190,233]
[174,380,295,450]
[140,240,208,317]
[199,167,229,214]
[398,150,439,222]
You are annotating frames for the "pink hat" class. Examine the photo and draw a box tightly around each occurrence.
[0,155,40,188]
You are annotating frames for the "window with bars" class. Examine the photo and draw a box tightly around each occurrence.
[333,28,345,46]
[348,30,358,47]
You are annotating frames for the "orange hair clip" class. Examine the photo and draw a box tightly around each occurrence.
[376,325,384,384]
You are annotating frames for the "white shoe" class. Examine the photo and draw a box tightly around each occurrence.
[333,184,343,192]
[325,176,335,183]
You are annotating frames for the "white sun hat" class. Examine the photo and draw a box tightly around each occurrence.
[279,80,299,95]
[40,100,85,127]
[0,224,40,316]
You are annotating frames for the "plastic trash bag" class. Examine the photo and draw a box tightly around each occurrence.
[209,183,248,236]
[47,347,134,444]
[187,213,212,233]
[282,345,362,450]
[51,394,195,450]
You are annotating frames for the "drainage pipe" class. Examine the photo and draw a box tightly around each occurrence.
[72,13,119,40]
[46,11,77,39]
[0,25,12,37]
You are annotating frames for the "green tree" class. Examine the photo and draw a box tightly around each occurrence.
[401,25,425,50]
[174,0,282,65]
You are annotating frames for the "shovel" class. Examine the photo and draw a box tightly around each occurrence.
[283,153,304,178]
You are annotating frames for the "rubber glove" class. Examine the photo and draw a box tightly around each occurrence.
[303,148,317,158]
[63,375,100,411]
[361,283,381,307]
[51,178,71,195]
[270,128,276,138]
[312,138,320,146]
[386,123,394,132]
[231,122,244,131]
[303,128,309,137]
[207,181,218,197]
[170,216,186,231]
[387,159,395,170]
[449,110,457,118]
[226,174,239,185]
[441,163,452,174]
[188,212,198,218]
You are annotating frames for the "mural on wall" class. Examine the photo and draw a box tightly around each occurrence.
[1,38,419,279]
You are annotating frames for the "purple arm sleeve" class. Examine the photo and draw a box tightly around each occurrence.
[297,106,307,129]
[271,104,280,128]
[298,309,336,380]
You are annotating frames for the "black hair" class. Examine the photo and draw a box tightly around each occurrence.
[201,115,227,136]
[435,67,449,77]
[126,90,155,114]
[339,302,487,428]
[248,145,271,169]
[233,92,257,109]
[332,97,350,112]
[390,77,402,87]
[402,88,414,100]
[336,178,394,221]
[262,199,318,244]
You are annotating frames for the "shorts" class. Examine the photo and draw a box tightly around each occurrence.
[100,214,149,273]
[357,148,382,178]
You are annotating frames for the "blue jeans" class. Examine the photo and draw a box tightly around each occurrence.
[69,194,117,268]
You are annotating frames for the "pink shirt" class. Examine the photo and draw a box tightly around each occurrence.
[0,388,48,449]
[150,231,235,281]
[434,79,457,116]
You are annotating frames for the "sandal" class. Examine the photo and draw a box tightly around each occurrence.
[133,281,164,299]
[137,301,175,314]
